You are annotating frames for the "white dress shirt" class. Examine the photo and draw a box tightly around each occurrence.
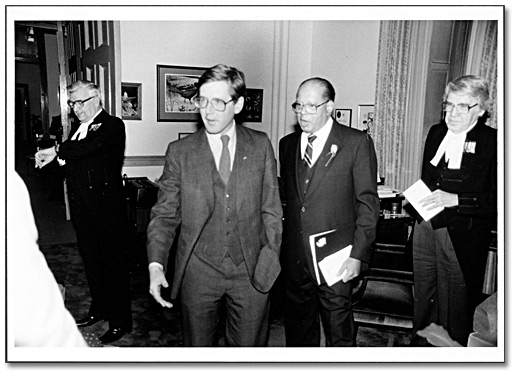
[206,121,237,172]
[300,117,334,167]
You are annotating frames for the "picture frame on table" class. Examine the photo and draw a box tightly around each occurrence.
[357,104,375,131]
[121,82,142,120]
[157,65,207,122]
[334,108,352,127]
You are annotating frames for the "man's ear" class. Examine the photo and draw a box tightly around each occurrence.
[326,100,335,116]
[234,96,245,114]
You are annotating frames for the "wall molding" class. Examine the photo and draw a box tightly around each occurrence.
[124,155,165,167]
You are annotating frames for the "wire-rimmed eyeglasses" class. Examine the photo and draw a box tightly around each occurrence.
[192,96,234,112]
[442,101,479,114]
[67,96,95,109]
[291,100,329,114]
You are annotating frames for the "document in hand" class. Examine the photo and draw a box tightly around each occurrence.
[403,179,444,221]
[309,230,351,286]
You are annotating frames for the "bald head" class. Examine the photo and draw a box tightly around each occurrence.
[297,77,336,102]
[294,77,335,134]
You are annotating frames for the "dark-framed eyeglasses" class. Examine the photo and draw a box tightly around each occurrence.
[442,101,479,114]
[67,96,96,109]
[192,96,234,112]
[291,100,329,114]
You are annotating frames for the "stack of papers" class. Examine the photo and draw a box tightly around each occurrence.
[377,185,399,198]
[309,230,352,286]
[403,179,444,221]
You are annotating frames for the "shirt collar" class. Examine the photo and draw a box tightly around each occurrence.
[81,108,103,126]
[302,117,333,140]
[205,120,237,141]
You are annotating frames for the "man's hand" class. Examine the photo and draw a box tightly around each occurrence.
[34,146,57,169]
[419,189,458,210]
[340,257,362,283]
[148,264,173,308]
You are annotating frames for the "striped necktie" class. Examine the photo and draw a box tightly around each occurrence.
[304,134,317,167]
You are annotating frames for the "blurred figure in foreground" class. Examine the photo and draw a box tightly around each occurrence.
[9,170,88,347]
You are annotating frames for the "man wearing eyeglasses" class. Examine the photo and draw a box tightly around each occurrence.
[35,80,132,344]
[410,75,497,346]
[147,64,283,346]
[279,77,379,346]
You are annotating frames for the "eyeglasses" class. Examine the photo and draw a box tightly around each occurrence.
[442,101,479,114]
[67,96,95,109]
[192,96,234,112]
[291,100,329,114]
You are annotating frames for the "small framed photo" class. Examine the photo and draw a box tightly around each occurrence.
[357,104,375,131]
[121,82,142,120]
[178,132,193,140]
[157,65,207,122]
[334,108,352,127]
[240,88,263,123]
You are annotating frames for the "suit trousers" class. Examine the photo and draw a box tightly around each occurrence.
[72,202,132,331]
[411,220,473,346]
[284,268,356,347]
[180,252,270,347]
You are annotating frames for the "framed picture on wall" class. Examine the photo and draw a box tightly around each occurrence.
[239,88,263,123]
[334,108,352,127]
[357,104,375,131]
[121,82,142,120]
[157,65,207,122]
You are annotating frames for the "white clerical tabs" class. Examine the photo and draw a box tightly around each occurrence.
[309,230,351,286]
[403,179,444,222]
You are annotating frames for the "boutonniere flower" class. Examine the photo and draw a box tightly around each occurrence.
[89,123,102,132]
[325,144,338,167]
[464,140,476,154]
[316,237,327,248]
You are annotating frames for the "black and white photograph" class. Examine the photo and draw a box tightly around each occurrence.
[4,3,512,371]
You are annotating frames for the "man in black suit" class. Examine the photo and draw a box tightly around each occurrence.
[35,80,132,344]
[411,75,497,346]
[279,77,380,346]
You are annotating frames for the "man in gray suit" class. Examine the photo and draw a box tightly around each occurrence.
[147,64,283,347]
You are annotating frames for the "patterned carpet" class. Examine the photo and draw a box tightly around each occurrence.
[39,240,411,348]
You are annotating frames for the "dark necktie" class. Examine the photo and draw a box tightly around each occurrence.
[304,134,317,167]
[219,135,231,184]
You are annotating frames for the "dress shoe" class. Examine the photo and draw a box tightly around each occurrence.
[76,315,104,328]
[99,327,128,344]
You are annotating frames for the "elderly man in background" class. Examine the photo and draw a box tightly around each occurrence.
[35,80,132,344]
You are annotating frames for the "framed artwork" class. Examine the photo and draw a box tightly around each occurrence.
[121,82,142,120]
[178,132,193,140]
[157,64,207,122]
[240,88,263,123]
[334,108,352,127]
[357,104,375,131]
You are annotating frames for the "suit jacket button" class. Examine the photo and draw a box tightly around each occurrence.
[301,207,305,212]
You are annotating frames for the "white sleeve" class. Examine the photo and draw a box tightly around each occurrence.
[9,171,88,347]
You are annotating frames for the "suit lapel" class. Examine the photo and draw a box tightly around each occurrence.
[234,125,253,210]
[304,122,345,199]
[286,132,304,202]
[188,129,216,212]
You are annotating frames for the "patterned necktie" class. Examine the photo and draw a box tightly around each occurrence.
[219,135,231,184]
[304,134,317,167]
